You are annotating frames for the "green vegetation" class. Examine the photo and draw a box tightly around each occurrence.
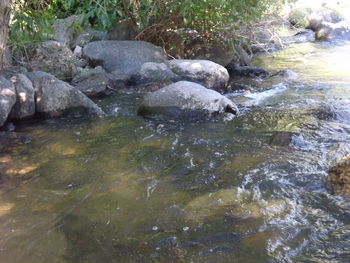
[7,0,290,60]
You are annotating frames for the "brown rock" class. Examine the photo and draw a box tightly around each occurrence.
[328,154,350,195]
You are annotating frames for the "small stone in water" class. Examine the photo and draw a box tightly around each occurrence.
[152,226,159,231]
[183,226,190,232]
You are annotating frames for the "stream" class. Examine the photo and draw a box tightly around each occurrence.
[1,41,350,262]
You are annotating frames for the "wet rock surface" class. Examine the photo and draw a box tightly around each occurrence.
[138,81,238,120]
[282,29,316,45]
[227,64,270,79]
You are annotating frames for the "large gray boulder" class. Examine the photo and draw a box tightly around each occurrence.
[288,7,349,41]
[27,41,77,80]
[289,7,343,29]
[168,59,229,91]
[82,40,167,79]
[132,62,179,85]
[9,74,35,119]
[26,71,105,117]
[315,21,350,41]
[307,8,343,31]
[138,81,238,120]
[0,77,16,127]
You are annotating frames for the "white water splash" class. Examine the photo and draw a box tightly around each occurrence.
[244,83,287,105]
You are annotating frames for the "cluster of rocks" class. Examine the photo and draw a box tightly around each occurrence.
[0,71,106,127]
[288,5,350,42]
[0,15,244,127]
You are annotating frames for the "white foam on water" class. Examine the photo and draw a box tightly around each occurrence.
[244,83,287,105]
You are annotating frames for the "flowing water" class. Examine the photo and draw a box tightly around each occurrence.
[2,41,350,263]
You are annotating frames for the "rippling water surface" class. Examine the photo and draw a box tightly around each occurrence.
[2,41,350,263]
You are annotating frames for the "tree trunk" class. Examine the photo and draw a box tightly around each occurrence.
[0,0,11,70]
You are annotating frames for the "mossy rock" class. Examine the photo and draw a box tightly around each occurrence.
[328,154,350,195]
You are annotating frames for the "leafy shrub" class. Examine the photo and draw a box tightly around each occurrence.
[9,0,291,59]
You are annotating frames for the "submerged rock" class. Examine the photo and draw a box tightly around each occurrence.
[328,154,350,195]
[0,77,16,127]
[138,81,238,120]
[168,59,229,91]
[282,30,316,45]
[226,65,270,79]
[83,40,167,79]
[26,71,105,118]
[0,131,32,152]
[184,188,288,222]
[9,74,35,119]
[269,132,295,147]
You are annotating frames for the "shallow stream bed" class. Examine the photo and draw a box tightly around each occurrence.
[1,41,350,263]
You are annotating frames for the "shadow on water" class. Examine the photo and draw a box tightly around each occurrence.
[2,42,350,262]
